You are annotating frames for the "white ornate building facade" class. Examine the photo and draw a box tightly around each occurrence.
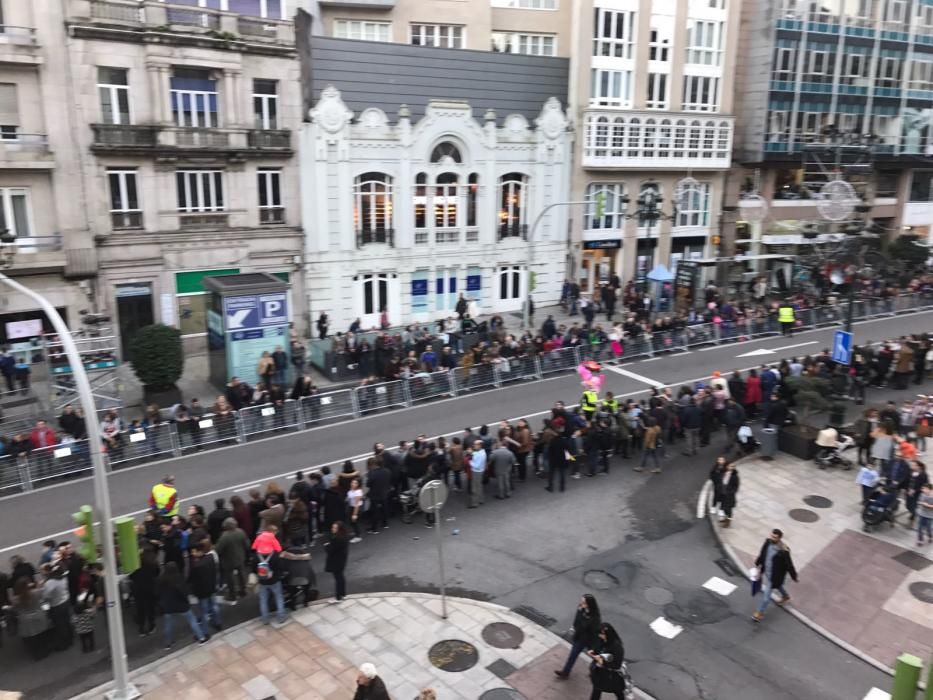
[300,86,573,330]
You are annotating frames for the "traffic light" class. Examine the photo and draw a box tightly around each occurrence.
[595,191,606,219]
[72,505,97,562]
[114,517,140,574]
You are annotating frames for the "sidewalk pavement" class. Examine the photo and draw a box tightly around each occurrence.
[713,453,933,673]
[78,593,651,700]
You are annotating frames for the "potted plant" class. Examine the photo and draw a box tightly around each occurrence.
[129,324,185,408]
[777,375,832,460]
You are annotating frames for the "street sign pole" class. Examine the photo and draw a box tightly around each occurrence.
[433,489,448,619]
[419,480,449,619]
[0,273,138,700]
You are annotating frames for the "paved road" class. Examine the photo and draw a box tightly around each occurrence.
[3,312,922,698]
[2,309,928,557]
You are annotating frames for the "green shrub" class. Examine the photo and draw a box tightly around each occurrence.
[129,324,184,388]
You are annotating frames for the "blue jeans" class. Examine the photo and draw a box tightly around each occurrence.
[561,640,587,675]
[640,447,660,469]
[195,596,221,629]
[918,516,932,542]
[258,581,287,623]
[756,577,788,614]
[163,609,206,647]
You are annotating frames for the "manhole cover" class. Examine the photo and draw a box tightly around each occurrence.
[486,659,518,679]
[482,622,525,649]
[428,640,479,672]
[803,495,833,508]
[893,551,932,572]
[480,690,526,700]
[663,590,732,626]
[909,582,933,604]
[788,508,820,523]
[584,569,620,590]
[644,586,675,605]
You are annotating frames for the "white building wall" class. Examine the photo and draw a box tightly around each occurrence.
[302,88,572,331]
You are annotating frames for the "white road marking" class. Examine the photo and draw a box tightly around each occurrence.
[696,480,711,519]
[698,345,723,351]
[862,689,891,700]
[702,576,737,596]
[605,365,666,388]
[640,357,661,362]
[649,617,683,639]
[770,340,818,353]
[736,347,777,358]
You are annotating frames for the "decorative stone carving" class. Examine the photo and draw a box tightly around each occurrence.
[359,108,389,130]
[536,97,567,140]
[311,85,353,135]
[505,114,529,133]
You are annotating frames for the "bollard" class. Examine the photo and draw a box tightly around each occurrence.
[926,656,933,700]
[892,653,922,700]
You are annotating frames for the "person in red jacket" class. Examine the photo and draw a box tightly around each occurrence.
[29,420,57,449]
[743,369,763,420]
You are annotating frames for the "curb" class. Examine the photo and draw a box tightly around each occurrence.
[704,467,901,681]
[73,592,656,700]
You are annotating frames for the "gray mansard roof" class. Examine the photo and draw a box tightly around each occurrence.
[303,35,570,125]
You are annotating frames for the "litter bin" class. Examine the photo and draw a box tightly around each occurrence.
[760,427,778,459]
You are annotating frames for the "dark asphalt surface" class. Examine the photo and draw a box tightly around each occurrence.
[1,310,927,698]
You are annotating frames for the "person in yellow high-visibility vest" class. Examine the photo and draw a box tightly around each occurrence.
[581,388,599,422]
[149,475,178,517]
[778,302,795,337]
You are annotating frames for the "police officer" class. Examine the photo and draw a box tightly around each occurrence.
[581,386,599,423]
[601,391,619,416]
[149,474,179,517]
[778,301,795,337]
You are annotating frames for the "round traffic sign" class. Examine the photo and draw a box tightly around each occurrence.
[418,479,448,513]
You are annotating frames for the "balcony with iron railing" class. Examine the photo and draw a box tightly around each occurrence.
[317,0,397,8]
[357,228,395,247]
[178,211,229,230]
[582,110,734,170]
[90,124,293,158]
[0,133,54,169]
[0,234,66,273]
[76,0,295,50]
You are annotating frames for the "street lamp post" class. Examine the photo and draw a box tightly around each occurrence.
[521,199,589,331]
[0,272,138,700]
[620,183,678,292]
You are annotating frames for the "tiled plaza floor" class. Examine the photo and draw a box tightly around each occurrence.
[716,453,933,669]
[77,593,650,700]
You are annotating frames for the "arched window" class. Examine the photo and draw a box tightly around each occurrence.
[414,173,427,228]
[584,183,626,230]
[354,172,393,245]
[430,141,462,163]
[353,272,397,316]
[498,172,528,239]
[435,172,459,229]
[466,173,479,229]
[498,265,522,301]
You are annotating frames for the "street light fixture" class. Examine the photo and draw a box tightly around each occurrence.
[0,242,138,699]
[620,182,679,289]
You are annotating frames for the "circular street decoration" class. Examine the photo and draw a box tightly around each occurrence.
[803,495,833,509]
[788,508,820,523]
[644,586,675,606]
[480,690,527,700]
[428,640,479,672]
[740,193,769,223]
[909,582,933,604]
[817,180,859,222]
[482,622,525,650]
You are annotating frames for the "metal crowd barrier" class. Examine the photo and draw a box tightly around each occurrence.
[298,389,357,426]
[356,380,409,415]
[240,399,302,441]
[3,291,933,495]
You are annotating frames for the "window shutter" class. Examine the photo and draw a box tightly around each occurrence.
[0,84,19,126]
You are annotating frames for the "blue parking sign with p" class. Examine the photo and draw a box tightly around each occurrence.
[832,330,852,365]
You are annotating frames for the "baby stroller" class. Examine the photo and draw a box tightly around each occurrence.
[398,482,423,524]
[862,490,899,532]
[280,546,318,610]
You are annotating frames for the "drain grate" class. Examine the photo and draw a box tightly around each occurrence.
[893,551,931,572]
[486,659,518,679]
[510,605,556,629]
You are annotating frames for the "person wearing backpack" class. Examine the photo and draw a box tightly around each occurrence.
[252,526,287,625]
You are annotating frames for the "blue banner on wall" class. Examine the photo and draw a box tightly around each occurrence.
[411,271,429,314]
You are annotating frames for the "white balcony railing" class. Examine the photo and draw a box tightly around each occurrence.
[582,110,734,170]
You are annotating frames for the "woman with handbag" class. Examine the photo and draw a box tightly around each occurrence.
[586,622,631,700]
[555,593,601,679]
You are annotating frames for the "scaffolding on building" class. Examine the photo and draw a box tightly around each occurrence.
[43,325,122,418]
